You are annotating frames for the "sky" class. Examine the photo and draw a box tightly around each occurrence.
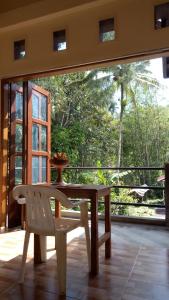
[149,58,169,106]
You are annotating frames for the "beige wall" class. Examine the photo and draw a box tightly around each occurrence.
[0,0,169,79]
[0,0,43,13]
[0,0,99,14]
[0,0,103,30]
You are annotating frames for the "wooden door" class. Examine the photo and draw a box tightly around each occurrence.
[7,82,51,228]
[0,82,10,228]
[27,83,51,185]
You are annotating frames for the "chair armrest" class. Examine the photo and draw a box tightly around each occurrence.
[15,197,26,205]
[70,200,89,226]
[71,199,88,208]
[79,199,89,205]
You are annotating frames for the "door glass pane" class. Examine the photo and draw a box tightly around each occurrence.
[41,125,47,151]
[32,124,39,151]
[32,156,39,183]
[41,95,47,121]
[42,157,47,182]
[16,92,23,120]
[16,124,23,151]
[32,93,39,119]
[15,156,22,184]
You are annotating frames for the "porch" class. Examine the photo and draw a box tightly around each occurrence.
[0,222,169,300]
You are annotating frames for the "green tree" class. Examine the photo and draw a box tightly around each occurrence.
[34,71,117,167]
[33,60,162,173]
[103,61,159,168]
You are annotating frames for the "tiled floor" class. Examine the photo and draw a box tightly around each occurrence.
[0,222,169,299]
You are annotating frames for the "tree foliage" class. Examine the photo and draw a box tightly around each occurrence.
[33,60,168,173]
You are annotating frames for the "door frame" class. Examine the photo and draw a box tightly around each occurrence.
[0,48,168,228]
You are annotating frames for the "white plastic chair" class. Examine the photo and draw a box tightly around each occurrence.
[12,184,90,295]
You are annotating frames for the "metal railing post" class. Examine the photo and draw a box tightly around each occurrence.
[165,163,169,226]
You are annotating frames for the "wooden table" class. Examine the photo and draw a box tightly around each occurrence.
[34,184,111,276]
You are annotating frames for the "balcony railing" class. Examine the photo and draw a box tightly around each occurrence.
[51,164,169,226]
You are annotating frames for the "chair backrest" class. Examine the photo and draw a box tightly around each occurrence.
[12,185,74,235]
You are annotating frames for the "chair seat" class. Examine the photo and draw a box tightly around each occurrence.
[54,218,82,233]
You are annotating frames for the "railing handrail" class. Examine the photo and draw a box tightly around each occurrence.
[51,166,164,171]
[51,166,165,190]
[51,165,166,212]
[110,185,164,190]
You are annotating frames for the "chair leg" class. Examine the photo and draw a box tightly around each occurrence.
[56,232,67,295]
[84,221,91,271]
[19,231,30,283]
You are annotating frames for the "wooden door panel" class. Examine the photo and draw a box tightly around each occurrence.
[0,83,10,227]
[8,84,23,227]
[7,82,51,228]
[28,83,51,185]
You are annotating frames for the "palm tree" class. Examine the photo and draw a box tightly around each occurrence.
[104,61,159,168]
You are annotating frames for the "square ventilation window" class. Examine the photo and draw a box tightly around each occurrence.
[155,2,169,29]
[53,30,67,51]
[14,40,26,60]
[99,18,115,42]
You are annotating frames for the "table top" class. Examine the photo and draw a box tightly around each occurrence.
[51,183,110,198]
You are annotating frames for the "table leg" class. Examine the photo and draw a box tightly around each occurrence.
[105,194,111,258]
[34,234,46,264]
[90,194,99,276]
